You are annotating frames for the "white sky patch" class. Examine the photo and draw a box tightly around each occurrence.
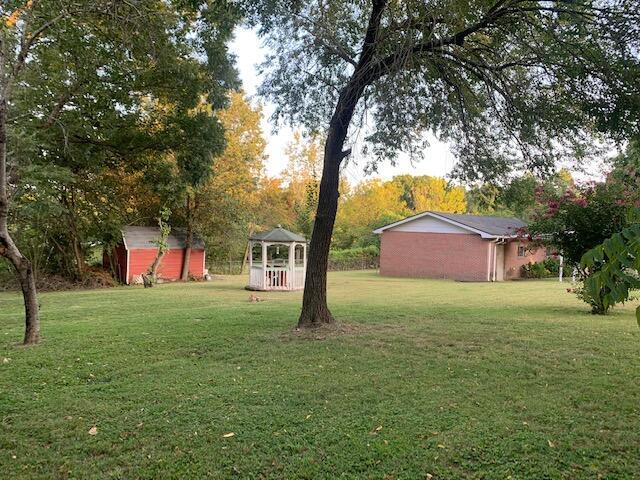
[229,27,457,182]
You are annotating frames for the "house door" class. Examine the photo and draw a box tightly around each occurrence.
[495,244,505,281]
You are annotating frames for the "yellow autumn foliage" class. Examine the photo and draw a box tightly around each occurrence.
[5,1,33,28]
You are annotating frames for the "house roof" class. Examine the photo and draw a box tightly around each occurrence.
[249,226,306,243]
[121,226,205,250]
[373,211,526,238]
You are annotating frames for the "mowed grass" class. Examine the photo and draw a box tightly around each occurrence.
[1,271,639,479]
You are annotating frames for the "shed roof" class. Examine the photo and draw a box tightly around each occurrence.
[249,226,306,243]
[373,211,526,238]
[121,226,205,250]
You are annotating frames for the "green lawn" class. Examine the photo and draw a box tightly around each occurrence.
[1,272,639,479]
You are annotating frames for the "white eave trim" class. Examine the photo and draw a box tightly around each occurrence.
[372,211,518,239]
[121,230,129,251]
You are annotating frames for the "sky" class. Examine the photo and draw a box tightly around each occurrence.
[229,27,458,183]
[229,27,609,184]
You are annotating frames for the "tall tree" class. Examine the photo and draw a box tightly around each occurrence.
[391,175,465,213]
[173,91,266,269]
[282,131,323,237]
[334,179,407,249]
[247,0,640,327]
[1,0,237,344]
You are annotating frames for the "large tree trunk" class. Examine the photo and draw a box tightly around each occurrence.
[67,194,87,280]
[297,146,343,327]
[180,196,193,281]
[240,230,253,275]
[0,99,40,344]
[149,249,166,283]
[181,239,192,281]
[297,0,386,328]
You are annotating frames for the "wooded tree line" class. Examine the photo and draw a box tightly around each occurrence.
[0,0,242,342]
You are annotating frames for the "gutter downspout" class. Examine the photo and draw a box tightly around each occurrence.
[487,241,493,281]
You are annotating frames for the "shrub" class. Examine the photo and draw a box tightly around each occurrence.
[521,261,551,278]
[579,222,640,316]
[521,257,571,279]
[328,246,379,271]
[329,245,379,261]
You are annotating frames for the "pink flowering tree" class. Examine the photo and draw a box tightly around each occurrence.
[528,147,640,313]
[528,169,639,268]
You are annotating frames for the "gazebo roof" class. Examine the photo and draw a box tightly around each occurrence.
[250,226,306,243]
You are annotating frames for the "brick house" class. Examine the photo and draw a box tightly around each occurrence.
[373,211,546,281]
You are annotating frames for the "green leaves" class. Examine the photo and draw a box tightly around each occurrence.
[249,0,640,180]
[580,221,640,316]
[3,0,239,280]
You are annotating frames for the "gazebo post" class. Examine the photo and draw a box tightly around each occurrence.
[248,241,253,270]
[261,241,267,290]
[288,242,295,290]
[303,242,307,288]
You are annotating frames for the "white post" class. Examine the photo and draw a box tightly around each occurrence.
[303,242,307,288]
[262,241,267,290]
[248,242,253,269]
[289,242,295,290]
[558,254,563,282]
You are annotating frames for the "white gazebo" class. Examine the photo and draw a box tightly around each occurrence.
[247,226,307,291]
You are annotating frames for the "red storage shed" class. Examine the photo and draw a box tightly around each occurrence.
[105,226,205,284]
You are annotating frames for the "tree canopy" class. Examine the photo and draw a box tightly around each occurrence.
[0,0,239,343]
[248,0,640,181]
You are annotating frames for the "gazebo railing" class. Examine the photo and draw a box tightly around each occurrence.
[293,266,305,289]
[250,266,263,288]
[266,266,289,289]
[249,265,305,290]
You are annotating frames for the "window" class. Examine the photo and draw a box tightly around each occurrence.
[518,245,526,257]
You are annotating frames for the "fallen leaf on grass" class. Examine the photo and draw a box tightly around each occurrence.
[222,432,235,438]
[88,426,98,436]
[548,440,556,448]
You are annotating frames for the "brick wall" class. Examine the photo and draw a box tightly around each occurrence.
[380,231,491,281]
[504,240,547,279]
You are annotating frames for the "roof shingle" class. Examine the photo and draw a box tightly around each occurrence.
[249,226,306,242]
[122,226,205,250]
[430,212,526,236]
